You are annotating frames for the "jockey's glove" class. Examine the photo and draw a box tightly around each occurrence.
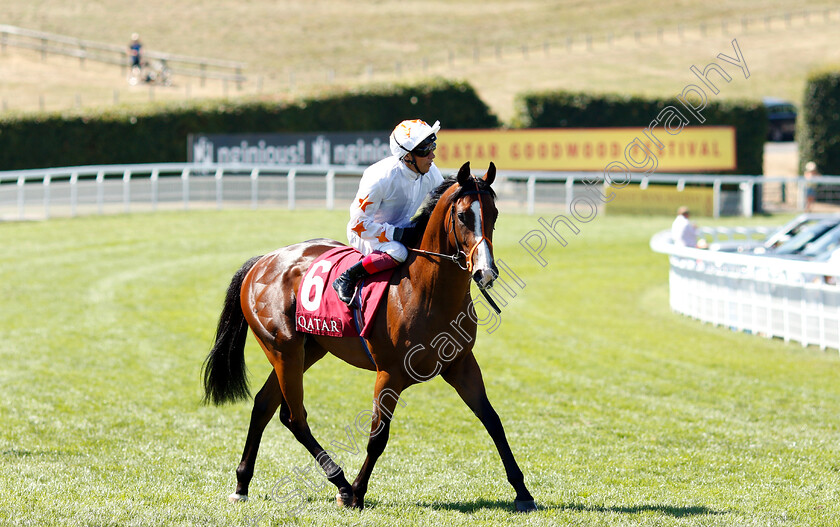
[393,224,419,245]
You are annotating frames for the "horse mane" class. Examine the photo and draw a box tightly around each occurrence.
[408,175,496,248]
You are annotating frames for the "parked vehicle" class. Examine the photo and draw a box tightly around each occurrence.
[777,223,840,283]
[779,224,840,261]
[763,97,797,142]
[708,214,837,253]
[772,218,840,256]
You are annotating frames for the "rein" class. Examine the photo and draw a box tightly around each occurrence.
[408,246,469,270]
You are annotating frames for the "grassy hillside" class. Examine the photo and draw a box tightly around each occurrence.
[3,1,840,120]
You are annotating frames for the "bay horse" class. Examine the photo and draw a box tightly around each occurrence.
[202,161,536,513]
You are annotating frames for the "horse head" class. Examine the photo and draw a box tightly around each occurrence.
[452,161,499,290]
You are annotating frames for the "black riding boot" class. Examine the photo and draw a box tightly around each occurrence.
[332,262,371,305]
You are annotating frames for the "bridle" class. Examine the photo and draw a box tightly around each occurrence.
[408,180,495,274]
[407,178,502,314]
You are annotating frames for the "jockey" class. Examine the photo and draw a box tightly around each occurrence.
[332,119,444,305]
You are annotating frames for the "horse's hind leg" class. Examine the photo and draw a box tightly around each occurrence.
[230,338,329,502]
[273,337,355,504]
[230,370,283,502]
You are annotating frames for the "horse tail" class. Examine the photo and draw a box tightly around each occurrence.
[202,255,263,405]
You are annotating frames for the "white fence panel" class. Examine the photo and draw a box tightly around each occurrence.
[651,230,840,352]
[0,164,368,221]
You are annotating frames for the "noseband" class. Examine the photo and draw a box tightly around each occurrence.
[448,189,494,273]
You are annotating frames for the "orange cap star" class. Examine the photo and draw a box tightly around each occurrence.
[358,195,373,213]
[351,221,366,237]
[377,231,389,243]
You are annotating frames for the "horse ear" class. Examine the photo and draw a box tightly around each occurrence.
[457,162,471,186]
[483,162,496,185]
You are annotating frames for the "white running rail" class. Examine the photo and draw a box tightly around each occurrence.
[0,163,364,220]
[2,162,820,221]
[651,229,840,352]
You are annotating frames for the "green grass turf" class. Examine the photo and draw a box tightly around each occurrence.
[1,208,839,526]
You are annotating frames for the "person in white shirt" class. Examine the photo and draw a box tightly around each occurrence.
[671,206,698,247]
[332,119,444,305]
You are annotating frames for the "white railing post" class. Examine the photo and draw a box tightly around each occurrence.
[527,175,536,215]
[215,167,224,210]
[96,170,105,215]
[287,169,296,210]
[565,174,575,213]
[123,169,131,213]
[150,169,159,211]
[70,172,78,217]
[782,294,791,344]
[819,289,827,350]
[43,175,51,220]
[17,177,25,220]
[181,167,190,210]
[250,168,259,210]
[713,179,722,218]
[740,180,754,218]
[801,293,809,348]
[326,170,335,210]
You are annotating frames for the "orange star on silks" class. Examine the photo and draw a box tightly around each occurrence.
[351,221,367,237]
[377,231,390,243]
[358,195,373,213]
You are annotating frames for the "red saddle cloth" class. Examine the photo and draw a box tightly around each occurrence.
[295,246,394,338]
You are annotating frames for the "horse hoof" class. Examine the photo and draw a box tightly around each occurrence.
[515,499,537,513]
[336,492,353,508]
[229,493,248,503]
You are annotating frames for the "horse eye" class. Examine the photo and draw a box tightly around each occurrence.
[457,212,467,223]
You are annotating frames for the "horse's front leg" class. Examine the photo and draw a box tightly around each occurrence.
[344,370,405,510]
[442,352,537,512]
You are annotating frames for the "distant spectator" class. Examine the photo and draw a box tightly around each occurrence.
[804,161,820,212]
[128,33,143,85]
[671,206,702,248]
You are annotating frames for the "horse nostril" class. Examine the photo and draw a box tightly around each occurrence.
[473,270,495,288]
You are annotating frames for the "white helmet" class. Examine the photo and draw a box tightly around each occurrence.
[389,119,441,158]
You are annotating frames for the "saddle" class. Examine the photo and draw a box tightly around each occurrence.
[295,246,394,338]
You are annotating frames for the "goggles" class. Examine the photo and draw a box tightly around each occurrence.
[411,135,437,157]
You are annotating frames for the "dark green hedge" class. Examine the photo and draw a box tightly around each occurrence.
[514,90,767,175]
[799,69,840,175]
[0,79,498,170]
